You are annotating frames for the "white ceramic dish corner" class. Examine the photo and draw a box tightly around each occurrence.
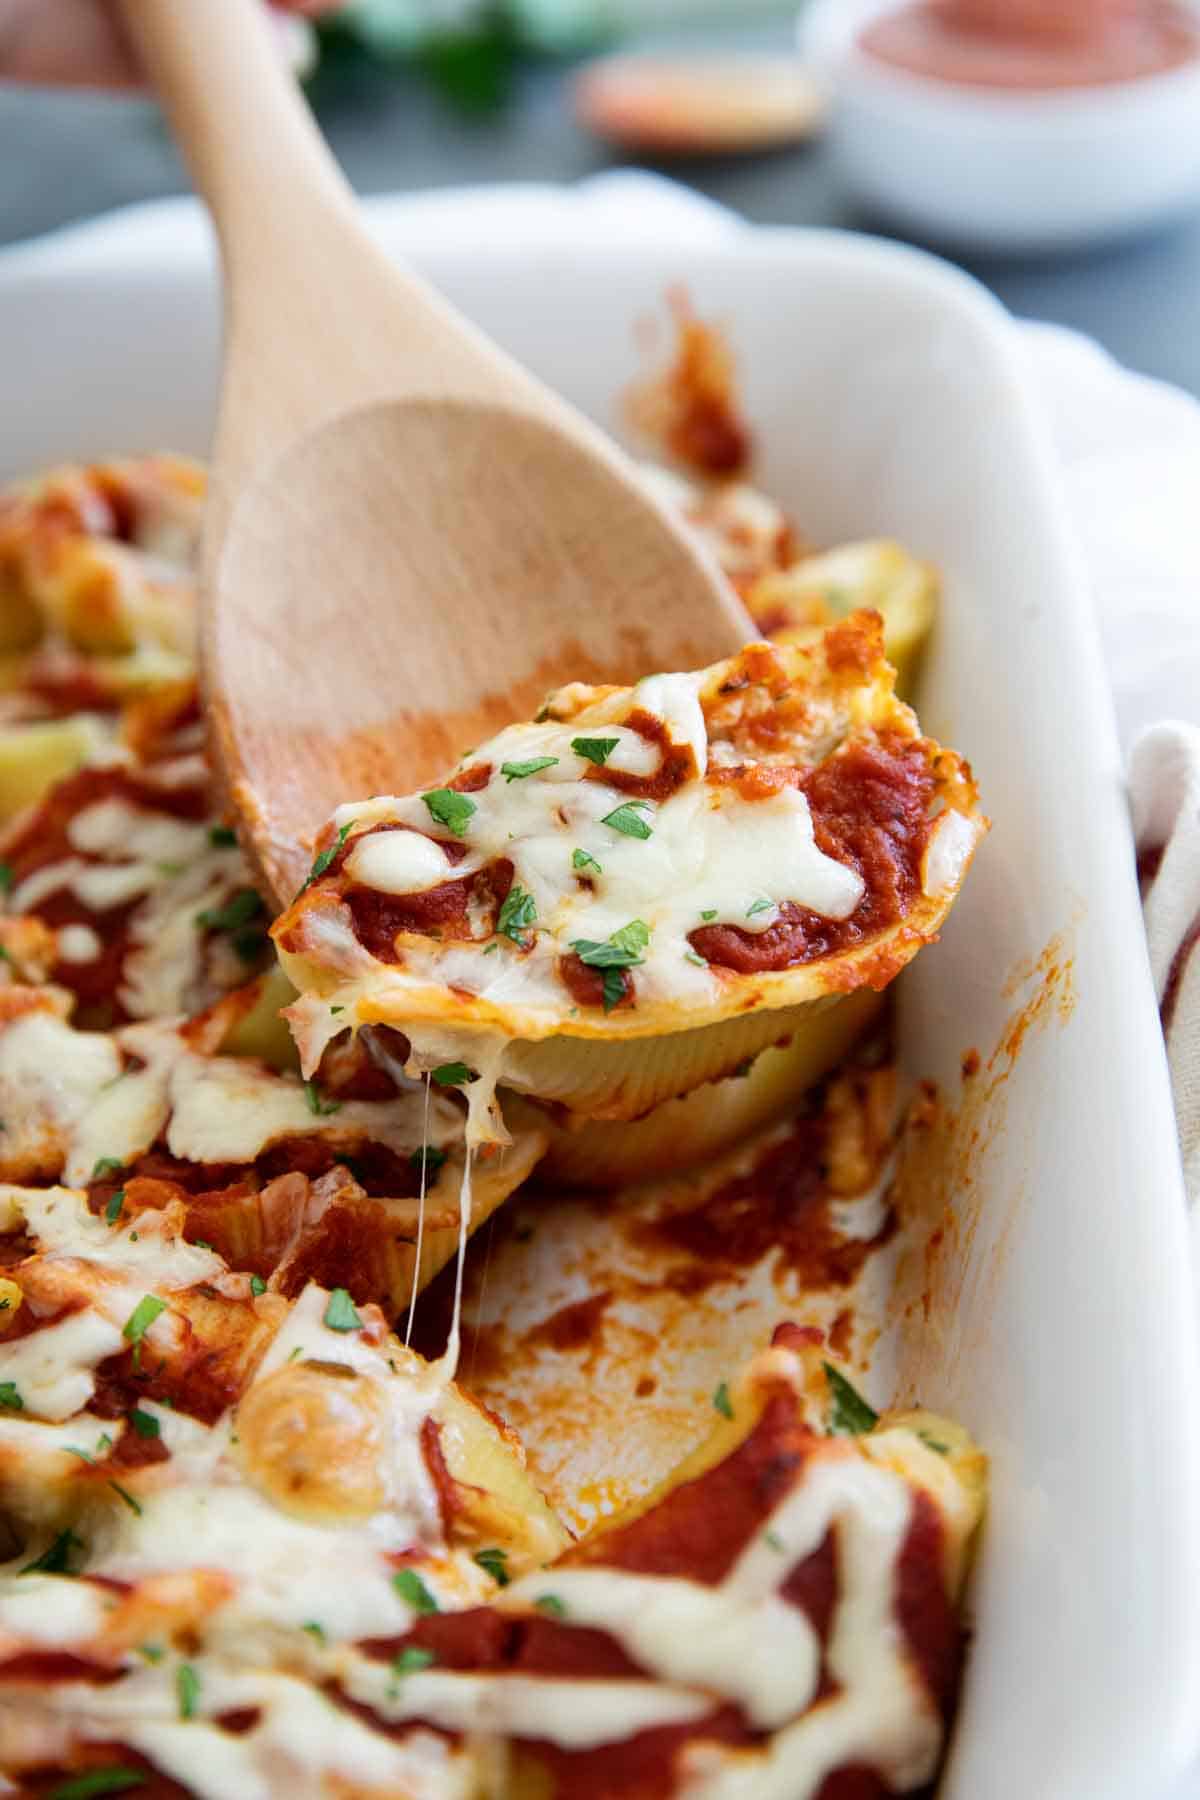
[0,185,1197,1800]
[801,0,1200,253]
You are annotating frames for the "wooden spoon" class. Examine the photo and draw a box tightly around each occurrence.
[114,0,751,904]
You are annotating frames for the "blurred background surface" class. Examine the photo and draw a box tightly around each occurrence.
[2,0,1200,393]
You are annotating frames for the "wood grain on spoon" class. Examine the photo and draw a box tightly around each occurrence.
[115,0,751,904]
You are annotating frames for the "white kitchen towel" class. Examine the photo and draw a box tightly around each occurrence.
[1015,322,1200,1224]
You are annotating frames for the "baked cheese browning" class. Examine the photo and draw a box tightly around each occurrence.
[0,1261,567,1797]
[0,989,545,1324]
[275,616,983,1134]
[0,1262,566,1612]
[0,456,203,717]
[0,1323,980,1800]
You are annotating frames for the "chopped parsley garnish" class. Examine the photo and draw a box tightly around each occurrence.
[176,1661,200,1720]
[298,821,353,895]
[92,1156,124,1179]
[302,1620,326,1643]
[571,920,650,1014]
[323,1287,362,1333]
[122,1296,166,1368]
[47,1771,148,1799]
[571,848,602,875]
[823,1362,879,1437]
[746,897,775,919]
[473,1546,510,1587]
[571,920,650,968]
[432,1062,474,1087]
[712,1381,734,1420]
[250,1274,267,1297]
[157,860,184,878]
[0,862,12,894]
[600,800,653,839]
[330,1004,345,1015]
[108,1480,142,1516]
[304,1079,341,1117]
[392,1645,436,1676]
[501,756,558,782]
[209,824,238,848]
[195,888,263,933]
[422,788,476,838]
[21,1528,82,1575]
[139,1644,164,1662]
[393,1567,439,1613]
[534,1593,566,1618]
[700,909,717,922]
[0,1383,22,1411]
[917,1430,952,1456]
[764,1530,786,1553]
[684,950,707,967]
[129,1409,159,1439]
[571,736,619,766]
[410,1144,447,1181]
[105,1190,125,1226]
[496,884,537,947]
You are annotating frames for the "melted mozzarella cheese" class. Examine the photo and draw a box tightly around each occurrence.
[342,1657,711,1748]
[0,1008,465,1190]
[67,798,208,867]
[91,1478,424,1644]
[0,1010,122,1176]
[501,1449,939,1800]
[336,712,862,1019]
[162,1043,461,1167]
[0,1307,123,1421]
[74,1288,486,1641]
[18,1185,224,1290]
[347,828,454,896]
[10,784,266,1020]
[29,1663,474,1800]
[0,1186,215,1418]
[55,924,101,965]
[0,1573,109,1645]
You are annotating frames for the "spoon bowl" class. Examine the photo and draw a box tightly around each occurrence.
[210,397,739,900]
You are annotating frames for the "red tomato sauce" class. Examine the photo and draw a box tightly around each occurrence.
[859,0,1199,90]
[2,763,213,1025]
[691,733,936,973]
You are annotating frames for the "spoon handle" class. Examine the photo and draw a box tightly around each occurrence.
[114,0,352,274]
[113,0,554,540]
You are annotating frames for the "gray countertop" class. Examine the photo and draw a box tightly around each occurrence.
[3,21,1200,395]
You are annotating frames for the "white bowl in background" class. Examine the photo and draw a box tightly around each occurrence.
[800,0,1200,253]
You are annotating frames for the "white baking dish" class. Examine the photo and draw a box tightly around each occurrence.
[1,185,1196,1800]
